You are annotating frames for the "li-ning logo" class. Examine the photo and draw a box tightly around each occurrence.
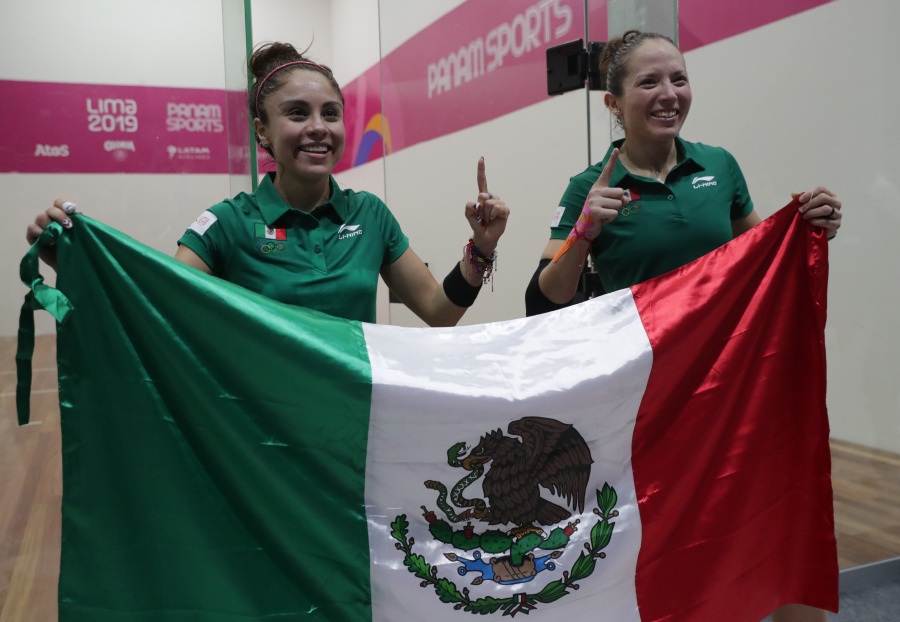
[692,175,717,189]
[338,224,363,240]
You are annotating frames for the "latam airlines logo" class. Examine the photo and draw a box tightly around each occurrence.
[167,145,212,160]
[338,223,363,240]
[692,175,717,189]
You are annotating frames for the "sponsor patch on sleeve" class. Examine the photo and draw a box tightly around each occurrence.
[550,205,566,227]
[188,210,218,236]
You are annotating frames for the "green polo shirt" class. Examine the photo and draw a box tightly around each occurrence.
[178,173,409,322]
[551,137,753,293]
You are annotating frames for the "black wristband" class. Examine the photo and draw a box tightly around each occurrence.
[525,258,575,317]
[443,262,482,307]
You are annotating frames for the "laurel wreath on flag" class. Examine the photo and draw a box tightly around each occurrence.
[390,482,618,616]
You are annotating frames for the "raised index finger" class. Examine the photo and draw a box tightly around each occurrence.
[477,156,488,194]
[592,148,620,189]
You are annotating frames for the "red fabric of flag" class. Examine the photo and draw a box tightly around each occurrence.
[630,199,837,621]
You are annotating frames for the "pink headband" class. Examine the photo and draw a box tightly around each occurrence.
[254,61,333,116]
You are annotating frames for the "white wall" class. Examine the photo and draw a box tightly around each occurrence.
[0,0,233,336]
[370,0,593,327]
[684,0,899,452]
[4,0,897,453]
[251,0,332,67]
[329,0,383,82]
[0,0,226,87]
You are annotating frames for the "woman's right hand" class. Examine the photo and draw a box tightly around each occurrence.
[25,199,77,271]
[538,150,628,304]
[582,148,627,239]
[549,149,627,266]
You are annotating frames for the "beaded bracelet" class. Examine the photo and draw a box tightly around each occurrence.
[552,200,595,263]
[465,239,497,287]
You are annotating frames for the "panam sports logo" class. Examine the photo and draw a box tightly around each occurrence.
[353,114,392,167]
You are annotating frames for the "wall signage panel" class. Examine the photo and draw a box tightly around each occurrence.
[0,80,249,174]
[336,0,832,172]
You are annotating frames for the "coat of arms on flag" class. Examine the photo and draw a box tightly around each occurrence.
[389,417,617,616]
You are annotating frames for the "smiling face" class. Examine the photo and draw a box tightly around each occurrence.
[604,39,691,146]
[254,69,346,187]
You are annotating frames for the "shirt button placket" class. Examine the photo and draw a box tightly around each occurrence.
[310,227,327,272]
[665,189,684,220]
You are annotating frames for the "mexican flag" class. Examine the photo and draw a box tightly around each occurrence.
[254,222,287,239]
[17,200,837,622]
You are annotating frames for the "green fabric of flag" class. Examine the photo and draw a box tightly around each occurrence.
[21,215,375,621]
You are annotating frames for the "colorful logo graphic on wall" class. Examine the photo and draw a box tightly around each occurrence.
[353,113,392,167]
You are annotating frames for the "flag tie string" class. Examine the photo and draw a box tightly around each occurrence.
[17,221,74,425]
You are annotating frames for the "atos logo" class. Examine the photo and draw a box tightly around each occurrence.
[34,144,69,157]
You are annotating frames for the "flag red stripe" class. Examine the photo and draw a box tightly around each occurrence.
[630,201,838,621]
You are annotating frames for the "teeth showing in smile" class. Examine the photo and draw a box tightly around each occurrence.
[301,145,328,153]
[653,111,677,119]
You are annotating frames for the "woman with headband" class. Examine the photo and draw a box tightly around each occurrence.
[27,42,509,325]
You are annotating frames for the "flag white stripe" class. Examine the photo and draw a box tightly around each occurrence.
[363,289,652,621]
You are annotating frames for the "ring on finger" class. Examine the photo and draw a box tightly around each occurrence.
[827,206,836,219]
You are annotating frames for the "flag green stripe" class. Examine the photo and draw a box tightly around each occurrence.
[55,216,374,621]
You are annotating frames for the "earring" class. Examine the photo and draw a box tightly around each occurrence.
[260,141,270,149]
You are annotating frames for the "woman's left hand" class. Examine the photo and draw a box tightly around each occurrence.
[795,186,841,239]
[465,157,510,253]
